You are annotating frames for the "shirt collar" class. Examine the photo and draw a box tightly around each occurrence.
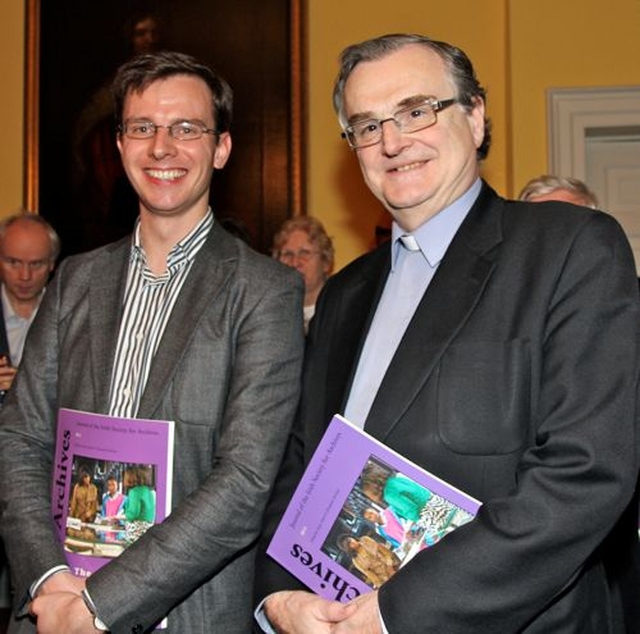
[131,209,214,278]
[1,283,44,321]
[391,178,482,270]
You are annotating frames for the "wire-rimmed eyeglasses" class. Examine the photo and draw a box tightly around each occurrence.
[278,248,320,264]
[119,119,218,141]
[341,98,457,149]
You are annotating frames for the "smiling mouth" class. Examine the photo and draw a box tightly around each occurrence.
[146,168,187,181]
[393,161,425,173]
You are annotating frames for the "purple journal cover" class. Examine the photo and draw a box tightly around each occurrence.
[52,408,174,578]
[267,414,481,602]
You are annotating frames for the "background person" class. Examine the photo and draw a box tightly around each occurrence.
[272,216,334,333]
[0,50,303,634]
[0,211,59,634]
[0,213,60,398]
[518,174,599,208]
[255,33,639,633]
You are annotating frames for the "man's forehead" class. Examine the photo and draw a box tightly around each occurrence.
[344,45,450,113]
[125,75,209,98]
[123,76,214,118]
[4,221,49,242]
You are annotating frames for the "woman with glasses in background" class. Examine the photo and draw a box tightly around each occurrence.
[272,216,334,333]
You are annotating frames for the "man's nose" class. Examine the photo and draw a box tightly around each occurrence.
[150,127,177,159]
[380,119,411,155]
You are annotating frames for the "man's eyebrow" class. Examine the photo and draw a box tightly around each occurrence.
[346,95,433,124]
[397,94,433,108]
[346,110,376,125]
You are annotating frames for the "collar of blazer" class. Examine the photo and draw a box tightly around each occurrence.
[329,182,505,441]
[86,223,238,417]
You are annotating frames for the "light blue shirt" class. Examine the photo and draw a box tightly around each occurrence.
[255,179,482,633]
[345,178,482,428]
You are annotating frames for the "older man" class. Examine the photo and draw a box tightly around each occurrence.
[518,174,599,208]
[255,34,639,633]
[0,213,60,397]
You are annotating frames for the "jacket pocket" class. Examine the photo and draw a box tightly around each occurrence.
[436,339,530,455]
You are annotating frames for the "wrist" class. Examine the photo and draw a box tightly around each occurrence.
[30,565,72,598]
[81,589,109,632]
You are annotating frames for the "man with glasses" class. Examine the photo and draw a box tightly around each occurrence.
[255,34,639,633]
[0,51,304,634]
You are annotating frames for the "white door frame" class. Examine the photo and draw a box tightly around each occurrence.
[547,86,640,178]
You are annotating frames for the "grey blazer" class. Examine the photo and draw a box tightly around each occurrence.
[0,221,305,634]
[257,183,640,633]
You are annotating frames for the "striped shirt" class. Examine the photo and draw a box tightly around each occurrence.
[108,211,213,418]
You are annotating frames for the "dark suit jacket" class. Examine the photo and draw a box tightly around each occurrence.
[256,183,640,633]
[0,222,305,634]
[0,301,9,360]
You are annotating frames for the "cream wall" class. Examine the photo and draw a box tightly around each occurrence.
[1,0,638,269]
[509,0,640,197]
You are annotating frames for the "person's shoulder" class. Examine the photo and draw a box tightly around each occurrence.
[51,238,130,291]
[479,181,601,227]
[212,229,302,287]
[500,183,610,225]
[56,237,130,272]
[525,199,625,237]
[328,244,388,288]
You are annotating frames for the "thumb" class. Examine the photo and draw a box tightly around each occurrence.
[319,598,358,622]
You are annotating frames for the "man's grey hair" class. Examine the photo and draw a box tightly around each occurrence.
[518,175,599,209]
[0,211,61,261]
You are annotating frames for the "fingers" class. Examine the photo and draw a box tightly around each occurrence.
[265,590,353,633]
[0,365,16,391]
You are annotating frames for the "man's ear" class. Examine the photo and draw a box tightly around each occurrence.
[468,97,486,150]
[213,132,232,170]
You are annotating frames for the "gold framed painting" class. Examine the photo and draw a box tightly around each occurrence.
[25,0,305,256]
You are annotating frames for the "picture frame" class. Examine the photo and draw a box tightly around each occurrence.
[24,0,305,256]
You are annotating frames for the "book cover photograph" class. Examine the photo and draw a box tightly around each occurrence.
[267,414,481,602]
[52,408,175,577]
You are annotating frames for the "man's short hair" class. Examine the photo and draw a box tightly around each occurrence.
[112,50,233,134]
[0,211,61,262]
[518,175,599,209]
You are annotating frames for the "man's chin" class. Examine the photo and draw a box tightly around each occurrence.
[13,291,40,301]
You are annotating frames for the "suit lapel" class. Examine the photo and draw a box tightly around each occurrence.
[89,238,130,411]
[136,224,233,418]
[365,184,505,440]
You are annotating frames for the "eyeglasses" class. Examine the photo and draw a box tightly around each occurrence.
[341,98,457,149]
[119,119,218,141]
[278,248,320,264]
